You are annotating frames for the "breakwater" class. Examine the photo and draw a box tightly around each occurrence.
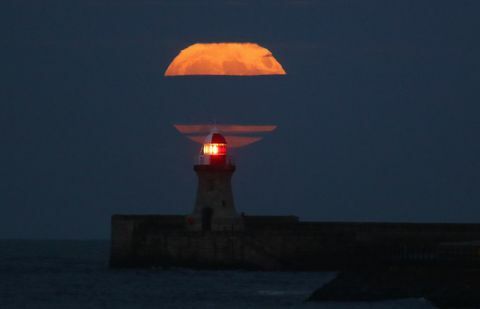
[110,215,480,270]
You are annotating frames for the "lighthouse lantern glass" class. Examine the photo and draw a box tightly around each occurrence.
[204,143,226,156]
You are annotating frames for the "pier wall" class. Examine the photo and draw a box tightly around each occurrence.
[110,215,480,270]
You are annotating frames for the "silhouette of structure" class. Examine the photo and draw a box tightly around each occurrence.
[110,129,480,270]
[188,132,242,232]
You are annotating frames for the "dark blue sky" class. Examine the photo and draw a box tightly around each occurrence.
[1,0,479,239]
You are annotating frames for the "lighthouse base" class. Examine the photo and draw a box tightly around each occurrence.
[185,215,244,232]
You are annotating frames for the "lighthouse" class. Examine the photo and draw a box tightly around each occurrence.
[173,124,277,231]
[188,131,243,231]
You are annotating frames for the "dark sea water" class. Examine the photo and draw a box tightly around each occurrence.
[0,240,435,308]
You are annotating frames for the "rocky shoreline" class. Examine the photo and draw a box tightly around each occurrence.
[307,268,480,308]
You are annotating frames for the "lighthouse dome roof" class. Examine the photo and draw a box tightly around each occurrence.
[204,132,227,144]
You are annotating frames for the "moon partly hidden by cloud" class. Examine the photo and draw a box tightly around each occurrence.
[165,43,286,76]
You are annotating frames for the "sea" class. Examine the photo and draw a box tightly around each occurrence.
[0,240,435,309]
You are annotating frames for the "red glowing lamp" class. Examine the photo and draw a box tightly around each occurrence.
[201,132,228,165]
[203,143,226,156]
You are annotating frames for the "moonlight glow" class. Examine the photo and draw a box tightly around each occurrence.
[165,43,286,76]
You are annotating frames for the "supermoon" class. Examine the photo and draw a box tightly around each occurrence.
[165,43,286,76]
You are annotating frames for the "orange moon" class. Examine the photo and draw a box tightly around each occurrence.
[165,43,286,76]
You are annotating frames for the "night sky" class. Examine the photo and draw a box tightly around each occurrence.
[1,0,479,239]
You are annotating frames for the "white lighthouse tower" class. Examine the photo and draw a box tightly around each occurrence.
[173,124,277,231]
[188,131,243,231]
